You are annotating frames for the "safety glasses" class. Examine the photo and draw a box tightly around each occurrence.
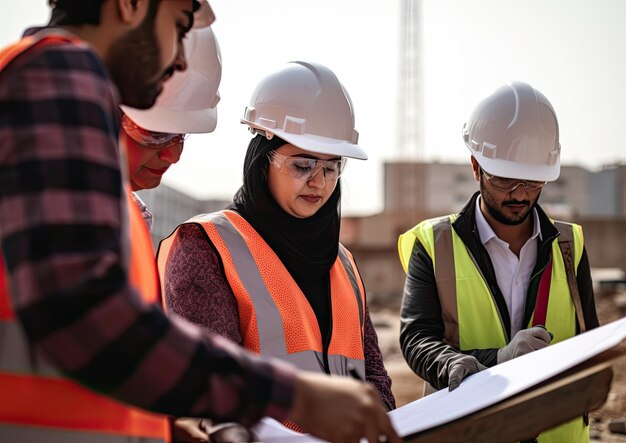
[268,151,347,182]
[481,169,547,193]
[121,114,189,148]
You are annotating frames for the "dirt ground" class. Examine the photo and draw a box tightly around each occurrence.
[370,287,626,442]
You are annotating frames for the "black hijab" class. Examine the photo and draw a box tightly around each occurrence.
[231,134,342,340]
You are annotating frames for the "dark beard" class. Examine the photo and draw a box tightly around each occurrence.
[106,5,165,109]
[480,178,539,226]
[485,199,533,225]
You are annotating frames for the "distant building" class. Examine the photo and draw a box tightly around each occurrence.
[587,164,626,217]
[136,165,626,306]
[384,161,624,219]
[342,161,626,305]
[136,184,230,247]
[384,162,471,215]
[535,165,588,218]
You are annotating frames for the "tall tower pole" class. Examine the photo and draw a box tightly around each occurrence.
[396,0,424,160]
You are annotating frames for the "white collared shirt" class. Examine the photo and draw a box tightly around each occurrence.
[474,195,542,337]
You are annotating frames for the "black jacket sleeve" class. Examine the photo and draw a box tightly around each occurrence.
[399,239,498,390]
[576,247,600,331]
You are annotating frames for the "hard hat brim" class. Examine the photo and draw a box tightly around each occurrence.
[123,105,217,134]
[243,121,367,160]
[474,151,561,182]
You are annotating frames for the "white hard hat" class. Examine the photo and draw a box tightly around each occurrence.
[121,26,221,134]
[463,81,560,182]
[241,61,366,160]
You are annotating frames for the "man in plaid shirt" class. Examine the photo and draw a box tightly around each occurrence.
[0,1,399,442]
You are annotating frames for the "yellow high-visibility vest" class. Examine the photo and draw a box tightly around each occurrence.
[398,214,588,443]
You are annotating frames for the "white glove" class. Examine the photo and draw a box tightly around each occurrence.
[448,354,487,391]
[497,325,553,364]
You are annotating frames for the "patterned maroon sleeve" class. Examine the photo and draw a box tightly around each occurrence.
[164,223,243,345]
[364,306,397,410]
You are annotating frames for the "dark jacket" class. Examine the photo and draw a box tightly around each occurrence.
[399,192,599,390]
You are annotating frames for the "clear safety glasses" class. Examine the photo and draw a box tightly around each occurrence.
[121,114,189,148]
[481,169,547,193]
[268,151,347,182]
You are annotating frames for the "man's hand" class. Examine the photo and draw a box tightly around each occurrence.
[288,372,401,443]
[497,325,553,364]
[173,417,209,443]
[447,354,487,391]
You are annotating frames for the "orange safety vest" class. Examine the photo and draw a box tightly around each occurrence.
[128,193,161,305]
[0,35,169,443]
[158,210,366,432]
[158,209,366,376]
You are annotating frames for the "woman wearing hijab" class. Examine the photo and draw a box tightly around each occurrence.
[157,63,395,426]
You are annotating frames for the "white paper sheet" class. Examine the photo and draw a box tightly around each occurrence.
[252,418,324,442]
[388,316,626,437]
[252,317,626,441]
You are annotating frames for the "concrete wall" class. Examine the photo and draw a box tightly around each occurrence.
[579,218,626,268]
[588,168,620,217]
[384,162,427,213]
[426,163,475,214]
[541,166,588,218]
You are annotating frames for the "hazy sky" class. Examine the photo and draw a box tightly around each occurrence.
[2,1,626,215]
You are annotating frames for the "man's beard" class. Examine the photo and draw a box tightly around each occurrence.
[480,179,539,226]
[106,9,172,109]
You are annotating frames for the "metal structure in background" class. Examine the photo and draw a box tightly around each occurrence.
[137,185,230,248]
[397,0,425,160]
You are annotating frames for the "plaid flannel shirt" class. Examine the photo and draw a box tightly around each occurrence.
[0,35,295,425]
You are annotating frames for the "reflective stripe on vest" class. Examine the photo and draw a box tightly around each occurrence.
[0,198,169,441]
[157,210,366,378]
[0,425,165,443]
[0,200,168,441]
[398,215,588,443]
[0,35,41,69]
[0,33,169,438]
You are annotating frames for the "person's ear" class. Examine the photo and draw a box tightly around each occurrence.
[116,0,149,25]
[470,156,480,181]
